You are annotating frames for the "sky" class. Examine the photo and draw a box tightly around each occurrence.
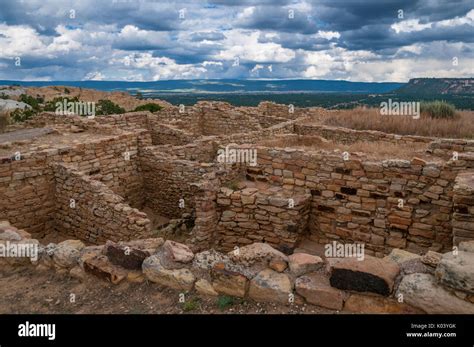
[0,0,473,82]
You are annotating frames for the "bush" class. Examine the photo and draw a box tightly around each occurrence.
[44,96,80,112]
[133,103,162,113]
[421,101,456,119]
[96,99,125,115]
[182,297,201,312]
[9,108,37,123]
[217,296,240,310]
[18,94,41,110]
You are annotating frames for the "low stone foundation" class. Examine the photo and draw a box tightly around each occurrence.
[2,220,473,313]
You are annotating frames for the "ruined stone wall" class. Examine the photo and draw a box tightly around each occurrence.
[241,146,473,255]
[154,138,219,162]
[295,123,434,146]
[53,164,151,243]
[213,186,312,253]
[73,132,147,208]
[0,153,55,236]
[3,220,474,314]
[198,102,262,135]
[93,112,150,131]
[428,139,474,159]
[147,123,195,146]
[140,148,212,219]
[453,171,474,245]
[0,117,148,236]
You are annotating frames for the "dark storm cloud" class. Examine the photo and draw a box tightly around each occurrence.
[0,0,472,81]
[189,31,226,42]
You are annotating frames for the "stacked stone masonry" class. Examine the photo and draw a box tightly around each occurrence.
[2,222,473,313]
[1,101,473,256]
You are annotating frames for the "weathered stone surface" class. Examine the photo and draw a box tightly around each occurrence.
[397,273,474,314]
[162,240,194,263]
[385,249,420,264]
[228,242,288,266]
[104,240,150,270]
[328,255,400,296]
[435,251,474,294]
[0,229,22,241]
[83,254,127,284]
[193,249,230,270]
[421,251,443,267]
[53,240,85,269]
[69,266,87,281]
[211,265,248,297]
[269,258,288,272]
[295,273,345,310]
[142,255,195,291]
[126,270,145,283]
[459,241,474,253]
[248,269,293,304]
[78,245,103,269]
[120,238,164,254]
[195,279,218,296]
[344,294,423,314]
[288,253,323,276]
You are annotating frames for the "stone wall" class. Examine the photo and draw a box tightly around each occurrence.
[93,112,150,131]
[197,102,262,135]
[0,153,55,235]
[214,186,312,253]
[140,148,222,219]
[453,171,474,245]
[53,163,151,243]
[428,140,474,159]
[295,123,434,146]
[241,146,472,255]
[4,223,473,314]
[0,115,148,236]
[148,123,196,146]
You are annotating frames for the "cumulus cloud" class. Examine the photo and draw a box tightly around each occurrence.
[0,0,472,81]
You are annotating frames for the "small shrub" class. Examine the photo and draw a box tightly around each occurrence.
[136,91,144,100]
[225,180,240,191]
[44,96,80,111]
[64,87,71,94]
[133,103,162,113]
[420,101,456,119]
[182,298,200,312]
[18,94,41,110]
[10,108,37,123]
[96,99,125,115]
[217,295,238,310]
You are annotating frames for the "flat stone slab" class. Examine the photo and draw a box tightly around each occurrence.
[142,255,195,291]
[328,255,400,296]
[211,265,248,298]
[296,273,345,310]
[344,293,423,314]
[435,251,474,294]
[249,269,293,304]
[83,254,127,284]
[397,273,474,314]
[288,252,323,276]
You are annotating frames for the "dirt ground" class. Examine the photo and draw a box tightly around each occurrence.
[0,266,337,314]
